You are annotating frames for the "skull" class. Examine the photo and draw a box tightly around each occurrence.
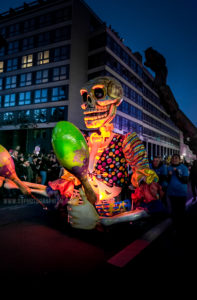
[80,76,123,129]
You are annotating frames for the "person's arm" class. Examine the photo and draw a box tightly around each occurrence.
[175,169,189,184]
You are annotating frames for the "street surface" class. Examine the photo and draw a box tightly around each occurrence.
[0,185,196,295]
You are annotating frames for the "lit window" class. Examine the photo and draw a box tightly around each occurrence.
[0,61,3,73]
[37,51,49,65]
[34,89,48,103]
[19,91,31,105]
[5,76,17,89]
[4,94,16,107]
[20,73,32,87]
[21,55,33,68]
[0,96,2,107]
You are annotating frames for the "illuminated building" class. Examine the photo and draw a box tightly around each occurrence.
[0,0,180,158]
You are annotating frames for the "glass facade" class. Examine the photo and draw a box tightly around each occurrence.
[0,2,72,152]
[88,32,180,156]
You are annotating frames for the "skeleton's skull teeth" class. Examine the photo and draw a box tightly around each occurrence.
[84,111,109,121]
[84,107,108,115]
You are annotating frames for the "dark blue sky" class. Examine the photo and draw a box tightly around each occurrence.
[1,0,197,125]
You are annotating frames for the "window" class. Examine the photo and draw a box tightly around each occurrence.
[54,7,72,23]
[53,46,70,61]
[37,32,50,46]
[34,108,47,123]
[113,115,122,130]
[5,76,17,89]
[21,55,33,68]
[122,117,129,132]
[50,106,67,121]
[4,94,16,107]
[8,41,19,54]
[53,26,71,42]
[18,110,30,124]
[51,86,68,101]
[37,51,49,65]
[120,101,129,114]
[0,78,3,90]
[24,19,35,32]
[0,47,5,57]
[34,89,48,103]
[8,24,20,37]
[19,91,31,105]
[0,61,4,73]
[22,37,34,50]
[52,66,69,81]
[38,14,51,27]
[35,70,48,83]
[0,96,2,107]
[7,58,18,71]
[3,112,14,125]
[20,73,32,87]
[0,27,6,38]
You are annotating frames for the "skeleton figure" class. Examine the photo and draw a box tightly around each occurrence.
[67,76,159,229]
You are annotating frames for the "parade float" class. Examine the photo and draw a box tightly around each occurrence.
[0,76,167,230]
[51,76,164,229]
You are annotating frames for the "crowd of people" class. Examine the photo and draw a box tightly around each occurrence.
[6,146,197,206]
[149,154,197,234]
[9,146,62,185]
[2,144,197,233]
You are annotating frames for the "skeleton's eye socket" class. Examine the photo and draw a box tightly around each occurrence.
[94,88,104,99]
[82,92,88,102]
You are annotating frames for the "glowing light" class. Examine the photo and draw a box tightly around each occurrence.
[80,89,87,95]
[92,85,104,89]
[99,191,105,201]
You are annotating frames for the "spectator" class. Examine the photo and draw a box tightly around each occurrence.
[48,154,60,181]
[17,155,27,181]
[39,154,48,185]
[24,160,34,182]
[167,154,189,235]
[11,150,20,175]
[149,155,168,205]
[190,159,197,202]
[30,156,41,183]
[150,155,168,189]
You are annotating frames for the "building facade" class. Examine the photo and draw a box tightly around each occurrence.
[0,0,180,159]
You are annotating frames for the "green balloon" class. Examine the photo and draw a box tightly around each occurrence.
[52,121,89,179]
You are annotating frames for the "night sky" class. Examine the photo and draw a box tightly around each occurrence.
[1,0,196,126]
